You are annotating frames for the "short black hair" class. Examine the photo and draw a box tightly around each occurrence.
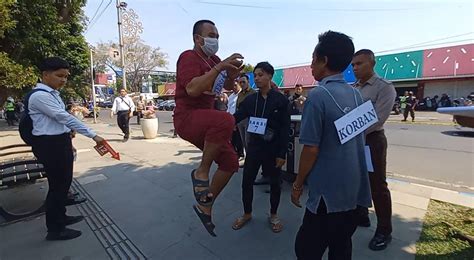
[254,62,274,76]
[193,20,215,35]
[295,84,303,88]
[239,73,249,80]
[354,49,375,62]
[39,57,70,72]
[314,31,354,72]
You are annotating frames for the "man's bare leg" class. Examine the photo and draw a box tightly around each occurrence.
[197,169,233,215]
[194,141,221,206]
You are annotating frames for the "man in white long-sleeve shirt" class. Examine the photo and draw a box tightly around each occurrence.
[28,57,105,241]
[111,89,135,142]
[227,82,244,159]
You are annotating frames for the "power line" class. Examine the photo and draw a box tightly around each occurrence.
[375,38,474,55]
[197,0,438,12]
[86,0,113,32]
[375,32,474,54]
[88,0,105,27]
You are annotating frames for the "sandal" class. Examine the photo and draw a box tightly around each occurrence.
[193,205,216,237]
[191,170,213,206]
[232,216,252,230]
[269,217,283,233]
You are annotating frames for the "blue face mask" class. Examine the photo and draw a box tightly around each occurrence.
[199,36,219,57]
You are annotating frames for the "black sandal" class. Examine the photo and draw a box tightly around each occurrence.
[193,205,216,237]
[191,170,213,206]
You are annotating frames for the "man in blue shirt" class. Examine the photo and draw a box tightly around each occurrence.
[29,57,105,241]
[291,31,372,259]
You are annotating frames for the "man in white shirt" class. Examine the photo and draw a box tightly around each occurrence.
[227,82,244,159]
[111,89,135,142]
[27,57,105,241]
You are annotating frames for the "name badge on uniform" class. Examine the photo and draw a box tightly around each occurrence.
[247,116,267,135]
[334,101,378,144]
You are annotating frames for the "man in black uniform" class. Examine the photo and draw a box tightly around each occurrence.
[232,62,290,233]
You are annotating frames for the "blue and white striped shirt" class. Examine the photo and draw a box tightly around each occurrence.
[29,83,96,138]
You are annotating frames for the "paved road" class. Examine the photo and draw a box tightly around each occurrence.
[384,122,473,192]
[93,109,474,192]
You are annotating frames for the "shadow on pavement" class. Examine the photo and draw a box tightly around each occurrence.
[25,161,421,260]
[441,131,474,138]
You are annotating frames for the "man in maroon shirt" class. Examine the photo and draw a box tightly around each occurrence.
[174,20,243,236]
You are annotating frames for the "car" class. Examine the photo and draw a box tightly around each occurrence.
[164,100,175,111]
[158,100,172,110]
[98,101,113,108]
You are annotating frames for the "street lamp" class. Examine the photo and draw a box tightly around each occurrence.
[116,1,127,90]
[89,45,97,123]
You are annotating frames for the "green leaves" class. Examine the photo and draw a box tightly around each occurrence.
[0,0,89,98]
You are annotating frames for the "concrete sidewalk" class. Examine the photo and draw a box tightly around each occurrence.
[0,121,471,259]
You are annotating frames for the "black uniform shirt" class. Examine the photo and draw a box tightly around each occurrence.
[234,88,290,159]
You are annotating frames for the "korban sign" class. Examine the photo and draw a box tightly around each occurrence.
[334,100,378,144]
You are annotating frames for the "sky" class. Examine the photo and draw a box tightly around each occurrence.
[83,0,474,72]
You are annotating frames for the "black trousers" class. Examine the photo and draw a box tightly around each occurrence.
[242,146,281,214]
[117,110,130,137]
[295,201,358,260]
[403,106,415,120]
[136,111,143,125]
[6,111,16,125]
[231,128,244,158]
[358,130,392,235]
[32,133,73,232]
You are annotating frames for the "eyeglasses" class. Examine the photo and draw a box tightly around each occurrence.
[238,81,247,84]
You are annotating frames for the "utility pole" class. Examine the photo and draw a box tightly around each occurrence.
[89,47,97,123]
[116,0,127,90]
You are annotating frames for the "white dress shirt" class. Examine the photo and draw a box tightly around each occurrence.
[226,90,241,115]
[29,83,96,138]
[112,96,136,113]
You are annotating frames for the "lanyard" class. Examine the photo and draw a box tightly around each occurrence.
[319,86,362,114]
[195,50,217,70]
[254,92,268,117]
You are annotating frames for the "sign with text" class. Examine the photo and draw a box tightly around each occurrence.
[334,101,378,144]
[247,116,268,135]
[94,140,120,160]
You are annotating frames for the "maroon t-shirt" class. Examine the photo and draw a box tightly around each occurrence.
[174,50,221,119]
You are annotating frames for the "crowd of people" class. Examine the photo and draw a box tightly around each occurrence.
[172,20,397,259]
[8,19,439,260]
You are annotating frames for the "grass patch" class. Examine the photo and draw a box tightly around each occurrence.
[416,199,474,259]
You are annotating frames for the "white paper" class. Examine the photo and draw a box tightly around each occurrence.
[364,145,374,172]
[334,101,379,144]
[247,116,267,135]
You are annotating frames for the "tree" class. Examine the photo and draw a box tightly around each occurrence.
[92,38,168,92]
[124,39,168,92]
[0,0,89,100]
[242,63,254,73]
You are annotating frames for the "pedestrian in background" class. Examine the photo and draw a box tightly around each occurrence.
[111,88,135,142]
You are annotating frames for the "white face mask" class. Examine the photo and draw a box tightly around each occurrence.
[199,36,219,57]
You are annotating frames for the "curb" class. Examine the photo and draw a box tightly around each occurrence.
[387,177,474,208]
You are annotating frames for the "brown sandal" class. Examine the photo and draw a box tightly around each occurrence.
[269,217,283,233]
[232,216,252,230]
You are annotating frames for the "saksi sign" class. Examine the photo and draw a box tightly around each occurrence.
[334,101,378,144]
